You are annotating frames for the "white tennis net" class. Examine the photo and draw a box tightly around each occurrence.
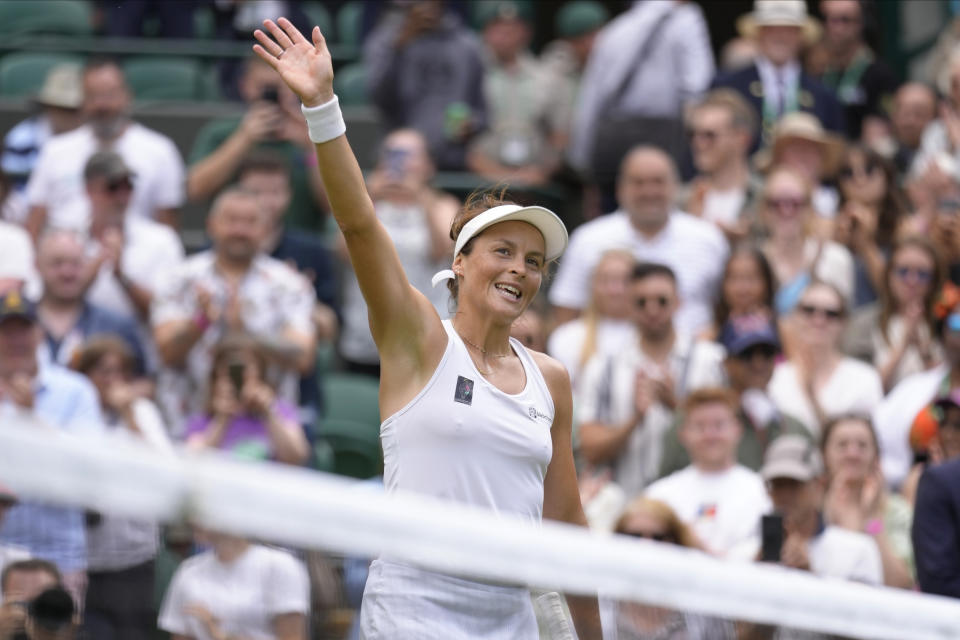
[1,421,958,640]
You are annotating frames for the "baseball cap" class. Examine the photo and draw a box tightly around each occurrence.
[719,313,780,356]
[83,150,136,182]
[761,435,822,482]
[0,288,36,325]
[556,1,609,38]
[35,64,82,110]
[475,1,532,28]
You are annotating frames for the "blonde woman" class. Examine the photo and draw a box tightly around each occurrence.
[547,250,636,388]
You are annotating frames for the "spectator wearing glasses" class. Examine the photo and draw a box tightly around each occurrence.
[576,263,725,498]
[645,388,771,560]
[873,287,960,490]
[759,166,854,315]
[843,236,943,392]
[681,89,761,242]
[833,145,911,307]
[770,280,883,438]
[818,0,898,140]
[659,313,810,478]
[602,497,740,639]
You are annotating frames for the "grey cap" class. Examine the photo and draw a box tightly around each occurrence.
[83,150,135,182]
[760,435,822,482]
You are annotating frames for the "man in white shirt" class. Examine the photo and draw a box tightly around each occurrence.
[24,58,185,237]
[79,151,184,370]
[645,388,771,560]
[680,89,760,239]
[577,262,725,497]
[762,435,882,584]
[550,145,728,337]
[152,188,316,434]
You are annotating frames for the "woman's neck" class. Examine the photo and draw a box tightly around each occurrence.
[452,311,513,357]
[803,348,840,378]
[708,160,749,191]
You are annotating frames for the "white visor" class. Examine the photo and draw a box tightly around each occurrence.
[454,204,568,261]
[431,204,568,288]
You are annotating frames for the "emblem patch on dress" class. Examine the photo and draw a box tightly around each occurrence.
[454,376,474,405]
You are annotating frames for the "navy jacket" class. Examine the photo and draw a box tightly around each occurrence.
[913,458,960,598]
[712,63,846,152]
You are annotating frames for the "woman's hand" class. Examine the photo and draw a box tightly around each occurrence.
[253,18,334,108]
[211,377,241,421]
[242,378,276,417]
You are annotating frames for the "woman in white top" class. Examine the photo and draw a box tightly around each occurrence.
[759,166,854,315]
[72,336,172,640]
[158,533,309,640]
[843,236,943,391]
[547,249,636,388]
[253,19,600,639]
[769,280,884,438]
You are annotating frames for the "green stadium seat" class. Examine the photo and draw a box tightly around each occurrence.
[303,1,334,36]
[123,57,203,101]
[0,52,83,98]
[336,1,364,47]
[332,62,367,106]
[313,438,336,473]
[317,418,382,479]
[322,372,380,428]
[0,0,93,36]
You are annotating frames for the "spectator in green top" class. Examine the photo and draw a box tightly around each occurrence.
[658,313,809,477]
[186,56,329,233]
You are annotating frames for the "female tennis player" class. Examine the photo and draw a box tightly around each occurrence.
[253,18,601,639]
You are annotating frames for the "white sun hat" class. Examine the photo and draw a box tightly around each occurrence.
[432,204,568,287]
[737,0,821,45]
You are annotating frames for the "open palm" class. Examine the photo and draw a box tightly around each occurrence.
[253,17,333,108]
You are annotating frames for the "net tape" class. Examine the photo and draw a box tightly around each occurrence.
[0,422,958,640]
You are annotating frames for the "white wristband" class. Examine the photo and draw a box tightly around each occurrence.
[301,95,346,144]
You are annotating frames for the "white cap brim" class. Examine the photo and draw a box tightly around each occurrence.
[453,204,568,262]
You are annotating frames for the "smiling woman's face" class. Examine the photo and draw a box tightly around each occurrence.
[455,220,546,321]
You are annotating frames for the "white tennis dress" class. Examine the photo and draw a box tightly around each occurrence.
[359,319,555,639]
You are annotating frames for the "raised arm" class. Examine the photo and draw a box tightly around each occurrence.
[253,19,445,383]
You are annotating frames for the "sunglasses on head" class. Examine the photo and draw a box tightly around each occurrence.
[635,296,669,310]
[798,303,843,321]
[839,160,879,180]
[622,530,676,543]
[893,266,933,283]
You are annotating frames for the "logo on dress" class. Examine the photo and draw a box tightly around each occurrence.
[528,406,550,422]
[454,376,474,405]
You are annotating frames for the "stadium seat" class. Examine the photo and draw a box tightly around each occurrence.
[123,57,203,101]
[0,0,93,36]
[302,1,334,35]
[336,1,364,47]
[317,418,382,479]
[322,372,380,427]
[0,53,84,98]
[332,62,367,106]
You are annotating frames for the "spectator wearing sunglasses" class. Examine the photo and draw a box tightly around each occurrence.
[680,89,761,243]
[645,388,771,560]
[576,262,725,498]
[759,165,854,315]
[770,280,883,438]
[873,285,960,489]
[833,145,911,307]
[602,497,739,639]
[80,151,185,373]
[659,313,810,478]
[843,236,944,392]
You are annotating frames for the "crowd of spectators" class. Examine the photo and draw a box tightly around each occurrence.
[3,0,960,638]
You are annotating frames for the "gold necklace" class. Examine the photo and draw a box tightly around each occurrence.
[457,331,512,374]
